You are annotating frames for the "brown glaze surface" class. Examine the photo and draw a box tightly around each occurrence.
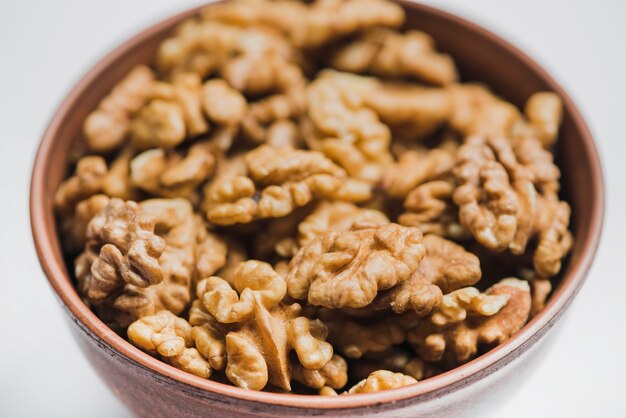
[30,1,604,416]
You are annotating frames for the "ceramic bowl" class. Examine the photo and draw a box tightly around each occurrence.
[30,1,604,416]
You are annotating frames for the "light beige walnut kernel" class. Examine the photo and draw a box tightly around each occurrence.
[347,370,417,394]
[324,315,405,359]
[407,278,531,364]
[287,223,425,308]
[373,235,481,317]
[331,29,458,85]
[533,197,573,277]
[83,65,155,153]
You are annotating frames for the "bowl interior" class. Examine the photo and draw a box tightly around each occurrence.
[31,1,603,410]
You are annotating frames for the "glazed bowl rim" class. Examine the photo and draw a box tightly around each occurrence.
[30,0,605,411]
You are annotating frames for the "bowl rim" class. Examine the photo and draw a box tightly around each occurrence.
[30,0,605,411]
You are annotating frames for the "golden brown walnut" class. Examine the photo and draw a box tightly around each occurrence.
[291,354,348,390]
[102,146,136,200]
[306,71,393,183]
[524,92,563,148]
[331,29,458,86]
[194,219,228,280]
[131,73,209,150]
[130,140,215,199]
[287,223,425,308]
[204,145,371,225]
[201,79,247,126]
[130,100,186,149]
[203,0,403,49]
[398,180,468,240]
[222,53,306,97]
[347,370,417,394]
[83,65,155,153]
[324,315,405,359]
[381,146,456,199]
[188,300,228,370]
[533,197,573,277]
[529,278,551,317]
[512,136,561,198]
[76,199,165,304]
[101,199,200,327]
[61,194,110,253]
[195,261,335,391]
[156,18,294,78]
[373,235,481,317]
[453,135,537,254]
[127,310,192,357]
[362,85,452,141]
[54,156,108,216]
[242,93,306,144]
[127,310,212,378]
[448,84,523,138]
[407,278,531,364]
[297,201,389,248]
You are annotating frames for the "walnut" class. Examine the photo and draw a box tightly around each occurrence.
[76,199,165,304]
[201,79,247,126]
[350,348,438,382]
[83,65,155,153]
[324,315,405,359]
[130,100,186,149]
[513,136,561,197]
[61,194,110,253]
[102,146,136,200]
[524,92,563,148]
[188,300,228,370]
[194,218,228,280]
[100,199,199,327]
[347,370,417,394]
[196,261,335,391]
[54,156,108,216]
[156,19,294,79]
[373,235,481,317]
[331,29,458,86]
[288,223,425,308]
[131,73,209,149]
[407,278,531,364]
[363,84,452,141]
[130,140,215,198]
[204,145,371,225]
[453,135,537,254]
[291,354,348,390]
[222,53,306,97]
[398,180,468,240]
[381,146,456,199]
[297,201,389,248]
[533,197,573,277]
[127,310,212,378]
[529,277,552,317]
[306,71,393,183]
[448,84,523,138]
[242,93,306,144]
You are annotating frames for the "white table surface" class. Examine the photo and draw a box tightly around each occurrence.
[1,1,624,417]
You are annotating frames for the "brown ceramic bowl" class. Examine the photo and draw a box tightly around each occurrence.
[30,1,604,417]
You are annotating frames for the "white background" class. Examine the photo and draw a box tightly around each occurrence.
[1,1,625,417]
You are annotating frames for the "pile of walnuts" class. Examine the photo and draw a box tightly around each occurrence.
[55,0,572,395]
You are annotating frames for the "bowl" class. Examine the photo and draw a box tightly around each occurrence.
[30,1,604,416]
